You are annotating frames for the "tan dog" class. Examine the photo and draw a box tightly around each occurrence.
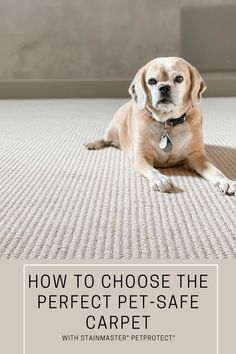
[86,57,236,195]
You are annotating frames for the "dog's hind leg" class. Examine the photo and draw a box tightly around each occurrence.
[85,139,113,150]
[85,122,119,150]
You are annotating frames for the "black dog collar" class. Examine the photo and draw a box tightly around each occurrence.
[165,112,187,127]
[145,106,192,152]
[145,106,188,127]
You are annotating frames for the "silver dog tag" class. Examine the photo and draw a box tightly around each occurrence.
[159,133,172,152]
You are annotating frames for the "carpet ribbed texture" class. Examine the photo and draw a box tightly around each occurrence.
[0,98,235,259]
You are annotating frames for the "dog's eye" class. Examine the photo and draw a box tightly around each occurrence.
[148,78,157,85]
[175,75,184,83]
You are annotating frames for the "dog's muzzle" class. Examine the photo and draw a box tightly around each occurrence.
[159,84,171,96]
[157,85,173,105]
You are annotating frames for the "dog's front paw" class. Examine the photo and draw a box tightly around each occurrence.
[215,179,236,196]
[151,175,178,193]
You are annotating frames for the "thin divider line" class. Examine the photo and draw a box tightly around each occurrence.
[23,264,26,354]
[24,263,218,267]
[216,263,219,354]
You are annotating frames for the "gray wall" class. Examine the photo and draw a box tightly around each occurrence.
[0,0,236,80]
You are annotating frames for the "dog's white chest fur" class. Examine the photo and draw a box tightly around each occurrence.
[149,122,193,167]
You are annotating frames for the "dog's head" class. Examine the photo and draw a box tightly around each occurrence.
[129,57,206,121]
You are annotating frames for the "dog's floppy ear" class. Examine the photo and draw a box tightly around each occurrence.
[189,65,207,107]
[128,67,147,110]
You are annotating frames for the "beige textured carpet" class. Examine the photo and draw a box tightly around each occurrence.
[0,98,235,259]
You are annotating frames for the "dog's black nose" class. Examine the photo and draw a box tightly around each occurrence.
[159,85,171,96]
